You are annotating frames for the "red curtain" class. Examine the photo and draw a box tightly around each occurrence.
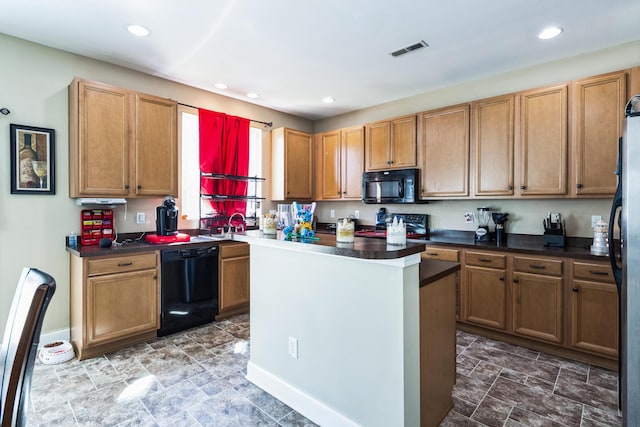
[199,108,250,228]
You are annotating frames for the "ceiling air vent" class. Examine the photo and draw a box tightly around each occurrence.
[389,40,429,57]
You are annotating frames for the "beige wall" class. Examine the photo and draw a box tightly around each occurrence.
[312,40,640,237]
[0,33,311,335]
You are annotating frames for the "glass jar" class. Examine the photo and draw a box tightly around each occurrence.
[263,214,278,235]
[386,218,406,246]
[336,218,355,243]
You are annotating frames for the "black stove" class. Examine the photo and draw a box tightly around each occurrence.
[357,213,429,239]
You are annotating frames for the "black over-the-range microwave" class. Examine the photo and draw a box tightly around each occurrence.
[362,168,420,204]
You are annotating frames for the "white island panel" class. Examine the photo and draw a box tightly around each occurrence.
[246,241,420,427]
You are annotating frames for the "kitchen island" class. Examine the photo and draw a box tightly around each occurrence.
[233,230,458,427]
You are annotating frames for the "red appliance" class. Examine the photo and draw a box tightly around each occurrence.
[145,233,191,244]
[80,209,114,246]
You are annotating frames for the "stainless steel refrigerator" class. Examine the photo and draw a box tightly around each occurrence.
[610,95,640,425]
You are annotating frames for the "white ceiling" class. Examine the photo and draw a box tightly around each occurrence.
[2,0,640,120]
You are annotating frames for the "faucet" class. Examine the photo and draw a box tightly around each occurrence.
[228,212,245,232]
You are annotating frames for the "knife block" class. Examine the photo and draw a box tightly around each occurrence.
[543,223,565,247]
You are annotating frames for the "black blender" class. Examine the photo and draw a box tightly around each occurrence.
[474,207,491,241]
[492,212,509,245]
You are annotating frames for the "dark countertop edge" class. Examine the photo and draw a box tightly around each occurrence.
[66,237,234,257]
[419,260,460,288]
[232,230,426,260]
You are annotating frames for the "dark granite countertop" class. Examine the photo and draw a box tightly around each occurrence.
[66,234,234,257]
[419,260,460,288]
[232,230,426,260]
[317,224,608,262]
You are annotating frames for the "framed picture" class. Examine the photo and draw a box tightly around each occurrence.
[10,124,56,195]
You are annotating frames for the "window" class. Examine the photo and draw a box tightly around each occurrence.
[179,109,262,227]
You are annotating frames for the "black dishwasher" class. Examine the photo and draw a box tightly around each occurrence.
[158,244,219,336]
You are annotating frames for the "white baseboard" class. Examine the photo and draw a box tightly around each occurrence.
[38,328,70,348]
[246,361,360,427]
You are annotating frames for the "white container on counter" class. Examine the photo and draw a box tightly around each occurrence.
[263,215,278,235]
[386,217,406,246]
[336,218,355,243]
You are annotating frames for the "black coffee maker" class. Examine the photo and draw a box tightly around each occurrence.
[156,197,178,236]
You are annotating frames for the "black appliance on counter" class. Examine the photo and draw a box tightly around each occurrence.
[362,168,419,204]
[156,196,179,236]
[158,244,219,336]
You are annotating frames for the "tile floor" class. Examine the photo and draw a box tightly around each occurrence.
[26,315,620,426]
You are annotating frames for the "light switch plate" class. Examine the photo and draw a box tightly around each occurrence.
[136,212,145,224]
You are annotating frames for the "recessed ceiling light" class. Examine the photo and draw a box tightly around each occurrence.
[214,83,228,89]
[322,97,335,104]
[538,27,563,40]
[246,92,259,99]
[127,24,150,37]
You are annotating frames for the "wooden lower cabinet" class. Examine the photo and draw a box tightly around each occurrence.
[458,249,618,369]
[463,265,507,330]
[217,242,250,319]
[70,252,159,360]
[420,269,456,427]
[570,261,618,357]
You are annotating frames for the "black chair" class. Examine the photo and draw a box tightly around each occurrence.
[1,268,56,427]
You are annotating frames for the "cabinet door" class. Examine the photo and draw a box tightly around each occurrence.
[463,266,507,330]
[571,280,618,357]
[319,130,341,199]
[389,115,417,169]
[341,126,364,199]
[365,121,391,170]
[284,129,313,199]
[572,71,627,195]
[512,272,562,343]
[518,85,568,196]
[220,255,250,311]
[418,104,470,197]
[472,95,515,196]
[86,269,158,346]
[73,80,131,197]
[135,94,178,196]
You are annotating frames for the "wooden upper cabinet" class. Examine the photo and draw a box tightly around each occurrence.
[319,130,341,199]
[69,78,178,198]
[572,71,627,196]
[518,84,568,196]
[315,126,364,201]
[70,79,131,197]
[472,95,514,196]
[365,114,416,170]
[340,126,365,199]
[134,94,178,196]
[418,104,470,198]
[271,127,313,200]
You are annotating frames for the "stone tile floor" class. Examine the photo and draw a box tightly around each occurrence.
[27,315,620,426]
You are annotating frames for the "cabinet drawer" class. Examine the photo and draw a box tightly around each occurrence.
[465,251,506,269]
[422,247,459,262]
[87,253,157,276]
[220,242,249,259]
[513,256,563,276]
[573,262,614,283]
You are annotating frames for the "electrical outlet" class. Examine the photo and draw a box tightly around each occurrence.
[288,336,298,359]
[591,215,602,228]
[464,212,474,224]
[136,212,145,224]
[330,209,335,218]
[354,210,360,219]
